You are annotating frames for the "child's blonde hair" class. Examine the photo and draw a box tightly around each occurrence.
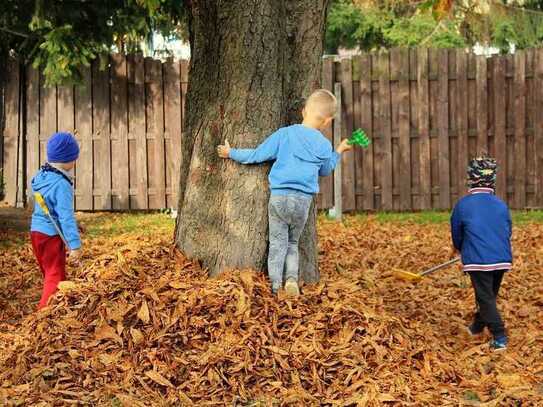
[305,89,337,121]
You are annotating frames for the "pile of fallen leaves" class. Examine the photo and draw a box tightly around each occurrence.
[1,215,542,405]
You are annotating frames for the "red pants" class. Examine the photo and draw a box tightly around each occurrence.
[31,231,66,309]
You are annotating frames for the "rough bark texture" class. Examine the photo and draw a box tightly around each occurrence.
[175,0,330,280]
[0,54,5,191]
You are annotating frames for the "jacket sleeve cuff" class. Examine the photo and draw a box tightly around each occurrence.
[67,238,81,250]
[229,149,240,161]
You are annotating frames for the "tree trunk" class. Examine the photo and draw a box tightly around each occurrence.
[175,0,330,280]
[0,52,5,195]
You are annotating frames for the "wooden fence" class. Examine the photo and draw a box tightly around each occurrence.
[1,48,543,211]
[318,48,543,211]
[1,54,188,210]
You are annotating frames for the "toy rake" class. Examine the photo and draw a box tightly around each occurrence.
[347,129,371,148]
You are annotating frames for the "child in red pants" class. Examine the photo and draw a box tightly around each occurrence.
[31,132,82,309]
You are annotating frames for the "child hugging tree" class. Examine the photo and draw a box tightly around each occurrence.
[217,89,352,296]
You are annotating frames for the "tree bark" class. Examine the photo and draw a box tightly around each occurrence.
[175,0,330,280]
[0,52,5,193]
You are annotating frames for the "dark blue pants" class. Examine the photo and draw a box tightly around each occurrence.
[468,270,506,338]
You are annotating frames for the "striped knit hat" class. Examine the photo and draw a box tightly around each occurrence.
[467,156,497,189]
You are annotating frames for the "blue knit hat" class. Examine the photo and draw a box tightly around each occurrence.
[47,132,79,163]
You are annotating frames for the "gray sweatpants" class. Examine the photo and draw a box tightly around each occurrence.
[268,193,312,291]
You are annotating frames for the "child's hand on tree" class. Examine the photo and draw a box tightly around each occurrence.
[217,139,231,158]
[336,139,353,154]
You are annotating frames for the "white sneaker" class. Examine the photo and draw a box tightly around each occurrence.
[284,278,300,297]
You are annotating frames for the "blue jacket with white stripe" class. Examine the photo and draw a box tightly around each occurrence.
[450,188,512,272]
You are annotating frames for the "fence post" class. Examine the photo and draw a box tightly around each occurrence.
[333,82,343,221]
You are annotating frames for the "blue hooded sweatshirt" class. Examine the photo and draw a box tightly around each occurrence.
[31,166,81,250]
[450,188,512,272]
[229,124,339,196]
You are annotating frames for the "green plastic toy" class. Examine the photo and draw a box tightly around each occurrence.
[347,129,371,148]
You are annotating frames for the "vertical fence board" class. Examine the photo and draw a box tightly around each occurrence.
[340,58,356,211]
[145,58,166,209]
[359,54,374,210]
[57,81,75,205]
[92,60,112,210]
[57,82,74,199]
[164,59,182,209]
[437,49,450,209]
[319,57,334,209]
[3,60,20,205]
[111,54,130,210]
[456,50,469,198]
[379,52,393,210]
[40,80,57,166]
[57,85,74,131]
[352,55,362,209]
[390,48,400,210]
[26,66,40,204]
[333,83,342,219]
[535,49,543,207]
[514,52,526,208]
[397,48,411,210]
[505,55,514,204]
[74,67,93,210]
[494,56,507,201]
[128,54,148,210]
[417,48,431,209]
[476,56,488,154]
[525,49,536,207]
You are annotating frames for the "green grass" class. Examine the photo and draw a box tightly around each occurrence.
[511,210,543,224]
[3,208,543,248]
[82,212,175,238]
[0,234,27,249]
[323,210,543,225]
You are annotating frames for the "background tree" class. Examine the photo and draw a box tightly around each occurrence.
[0,0,186,85]
[174,0,330,278]
[325,0,543,53]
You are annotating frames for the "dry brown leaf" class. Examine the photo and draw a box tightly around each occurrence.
[137,300,150,324]
[169,281,190,289]
[99,352,120,366]
[57,281,77,291]
[145,370,174,388]
[497,373,525,389]
[130,328,144,345]
[95,323,123,345]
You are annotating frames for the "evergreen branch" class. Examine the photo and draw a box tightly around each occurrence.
[420,19,445,45]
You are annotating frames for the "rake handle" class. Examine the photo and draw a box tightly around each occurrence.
[420,257,461,276]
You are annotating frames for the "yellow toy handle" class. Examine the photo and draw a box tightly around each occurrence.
[34,192,50,215]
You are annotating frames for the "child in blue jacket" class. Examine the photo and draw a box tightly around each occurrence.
[451,156,512,351]
[217,89,352,296]
[31,132,81,309]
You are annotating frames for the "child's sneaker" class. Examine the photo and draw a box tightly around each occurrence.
[466,323,484,337]
[271,282,281,295]
[284,278,300,297]
[489,336,508,352]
